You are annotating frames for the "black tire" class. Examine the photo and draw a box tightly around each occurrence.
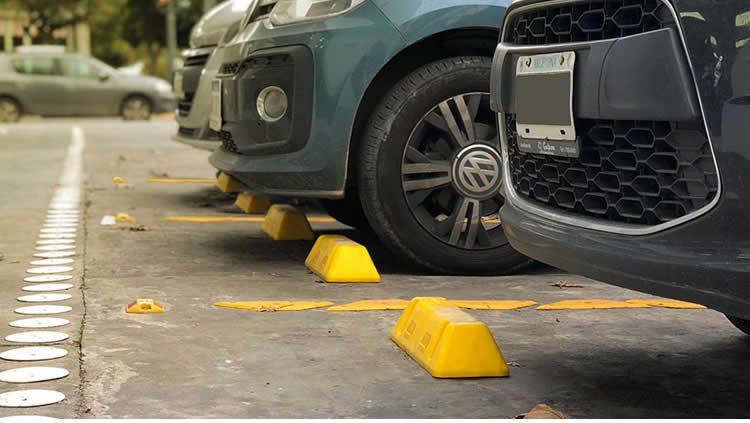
[0,97,21,122]
[121,95,152,121]
[358,56,531,275]
[726,315,750,335]
[319,190,371,230]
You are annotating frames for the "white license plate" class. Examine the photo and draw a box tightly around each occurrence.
[209,79,222,132]
[514,51,577,156]
[173,72,184,100]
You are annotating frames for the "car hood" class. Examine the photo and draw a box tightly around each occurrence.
[190,0,253,49]
[117,74,169,90]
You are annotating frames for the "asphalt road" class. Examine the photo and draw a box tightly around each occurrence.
[0,118,748,418]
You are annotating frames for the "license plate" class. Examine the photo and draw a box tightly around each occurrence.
[209,79,222,132]
[514,51,578,157]
[173,72,184,100]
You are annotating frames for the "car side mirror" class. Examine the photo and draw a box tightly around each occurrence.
[98,72,110,82]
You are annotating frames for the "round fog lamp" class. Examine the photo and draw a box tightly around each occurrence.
[257,86,288,122]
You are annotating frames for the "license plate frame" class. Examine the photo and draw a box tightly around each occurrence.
[209,79,222,132]
[514,51,578,158]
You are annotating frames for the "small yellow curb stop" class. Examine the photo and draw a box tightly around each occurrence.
[126,299,165,314]
[216,172,244,193]
[305,235,380,283]
[115,213,134,222]
[235,193,271,214]
[391,297,508,378]
[262,205,314,240]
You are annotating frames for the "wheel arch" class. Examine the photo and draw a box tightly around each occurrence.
[0,94,24,115]
[345,27,500,192]
[120,92,154,114]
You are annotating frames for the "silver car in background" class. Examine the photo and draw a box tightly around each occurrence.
[172,0,251,151]
[0,50,175,122]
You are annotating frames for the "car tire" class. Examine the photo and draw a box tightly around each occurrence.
[319,190,370,230]
[358,56,531,275]
[0,97,21,123]
[121,96,152,121]
[726,315,750,335]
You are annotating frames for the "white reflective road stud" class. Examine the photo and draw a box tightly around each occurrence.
[5,331,69,343]
[37,239,75,245]
[0,367,69,384]
[17,294,72,303]
[33,252,76,258]
[42,223,77,228]
[40,228,75,234]
[39,233,75,239]
[15,306,72,315]
[9,318,70,328]
[26,267,73,274]
[0,347,68,362]
[35,245,75,251]
[22,284,74,292]
[30,258,74,266]
[23,275,72,283]
[0,390,65,407]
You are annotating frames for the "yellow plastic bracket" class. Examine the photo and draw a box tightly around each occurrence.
[305,235,380,283]
[126,299,165,314]
[391,297,509,378]
[215,172,244,193]
[261,205,314,241]
[235,193,272,214]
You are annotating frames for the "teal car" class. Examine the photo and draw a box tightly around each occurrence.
[210,0,530,275]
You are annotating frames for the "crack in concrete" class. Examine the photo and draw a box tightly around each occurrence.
[74,170,90,417]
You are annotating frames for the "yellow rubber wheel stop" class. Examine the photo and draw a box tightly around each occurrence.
[126,299,165,314]
[235,193,271,214]
[305,235,380,283]
[391,297,509,378]
[261,205,314,241]
[216,172,244,193]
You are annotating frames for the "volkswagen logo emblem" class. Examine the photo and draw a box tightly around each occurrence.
[452,144,503,200]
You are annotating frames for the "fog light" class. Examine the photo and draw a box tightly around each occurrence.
[257,86,288,122]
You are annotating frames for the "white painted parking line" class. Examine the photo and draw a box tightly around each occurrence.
[5,331,69,343]
[0,368,69,384]
[0,390,65,407]
[0,347,68,362]
[36,239,75,245]
[17,294,72,303]
[15,305,72,315]
[39,233,76,239]
[26,267,73,274]
[33,251,76,258]
[30,258,74,266]
[9,318,70,329]
[22,284,74,292]
[23,275,72,283]
[35,245,75,251]
[42,223,77,228]
[39,228,76,234]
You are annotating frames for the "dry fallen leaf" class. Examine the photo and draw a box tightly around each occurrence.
[552,281,583,289]
[518,404,569,419]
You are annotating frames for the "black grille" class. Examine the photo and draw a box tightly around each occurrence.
[178,126,197,137]
[177,93,194,117]
[220,131,239,153]
[184,54,210,67]
[506,116,718,225]
[219,62,241,75]
[505,0,674,45]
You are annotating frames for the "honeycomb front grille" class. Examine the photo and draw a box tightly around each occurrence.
[506,116,718,225]
[219,62,241,75]
[505,0,674,45]
[220,131,239,153]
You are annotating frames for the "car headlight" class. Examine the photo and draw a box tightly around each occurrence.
[155,80,172,94]
[270,0,366,26]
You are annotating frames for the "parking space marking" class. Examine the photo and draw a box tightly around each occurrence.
[327,300,410,311]
[0,347,69,362]
[0,390,65,407]
[166,216,338,223]
[147,178,217,183]
[448,300,537,310]
[215,301,335,311]
[17,294,73,303]
[626,299,706,309]
[22,284,74,292]
[5,331,69,343]
[26,266,73,274]
[30,258,75,266]
[0,368,69,384]
[14,305,72,315]
[537,299,652,310]
[23,275,72,283]
[9,318,70,329]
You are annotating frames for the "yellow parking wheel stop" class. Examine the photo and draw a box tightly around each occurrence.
[216,172,244,193]
[115,213,134,222]
[235,193,271,214]
[262,205,314,241]
[391,297,509,378]
[305,235,380,283]
[126,299,165,314]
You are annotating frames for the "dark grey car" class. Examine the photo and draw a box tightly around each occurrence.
[0,52,176,122]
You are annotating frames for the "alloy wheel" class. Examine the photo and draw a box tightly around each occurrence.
[0,99,20,122]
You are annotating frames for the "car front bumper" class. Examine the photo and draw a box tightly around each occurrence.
[207,2,406,197]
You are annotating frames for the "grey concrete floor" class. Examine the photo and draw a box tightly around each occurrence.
[0,119,749,418]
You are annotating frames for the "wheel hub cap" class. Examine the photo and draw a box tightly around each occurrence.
[451,144,503,201]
